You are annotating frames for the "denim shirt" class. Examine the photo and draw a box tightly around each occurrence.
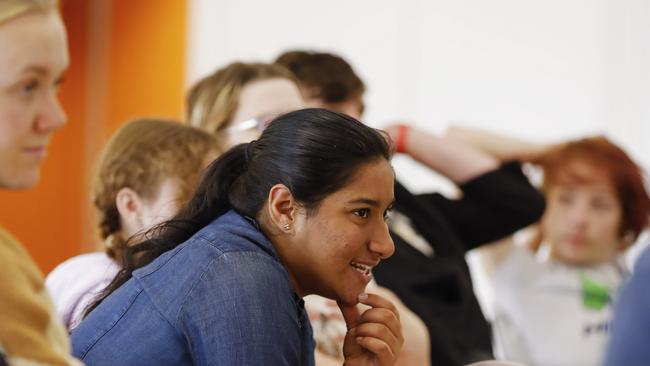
[71,210,315,366]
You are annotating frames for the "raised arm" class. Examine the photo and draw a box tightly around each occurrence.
[384,123,545,250]
[445,124,558,162]
[384,124,498,184]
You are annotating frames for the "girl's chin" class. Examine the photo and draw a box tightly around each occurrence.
[337,288,367,305]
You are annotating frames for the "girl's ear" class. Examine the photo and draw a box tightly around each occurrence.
[115,187,144,237]
[266,183,297,235]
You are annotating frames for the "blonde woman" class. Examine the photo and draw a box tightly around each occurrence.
[0,0,82,364]
[186,62,303,149]
[46,118,218,331]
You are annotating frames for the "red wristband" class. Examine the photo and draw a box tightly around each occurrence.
[395,124,409,153]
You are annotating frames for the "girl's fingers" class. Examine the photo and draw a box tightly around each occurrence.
[358,307,402,342]
[354,322,401,353]
[357,293,400,320]
[342,292,404,365]
[355,336,396,365]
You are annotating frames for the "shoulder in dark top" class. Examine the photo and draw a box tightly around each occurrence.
[417,161,545,250]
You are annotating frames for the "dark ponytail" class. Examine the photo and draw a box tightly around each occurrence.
[86,108,392,315]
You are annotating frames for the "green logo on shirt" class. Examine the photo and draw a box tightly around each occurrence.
[581,274,611,310]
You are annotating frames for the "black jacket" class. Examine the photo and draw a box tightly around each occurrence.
[374,162,546,366]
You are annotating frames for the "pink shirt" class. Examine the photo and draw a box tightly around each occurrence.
[45,252,120,331]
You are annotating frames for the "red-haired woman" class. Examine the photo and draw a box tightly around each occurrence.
[450,128,650,366]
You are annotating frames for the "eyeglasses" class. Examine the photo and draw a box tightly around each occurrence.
[221,112,279,135]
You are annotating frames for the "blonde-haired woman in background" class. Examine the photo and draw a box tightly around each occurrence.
[46,118,219,331]
[186,62,303,149]
[0,0,82,364]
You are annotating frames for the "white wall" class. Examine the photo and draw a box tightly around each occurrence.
[187,0,650,193]
[186,0,650,325]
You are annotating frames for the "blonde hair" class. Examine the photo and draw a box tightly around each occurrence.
[0,0,58,25]
[93,118,219,261]
[186,62,295,133]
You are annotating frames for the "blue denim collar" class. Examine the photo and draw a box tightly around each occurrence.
[208,209,280,262]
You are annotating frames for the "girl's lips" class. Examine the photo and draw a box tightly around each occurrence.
[567,234,586,247]
[23,146,47,160]
[350,261,372,275]
[350,261,375,285]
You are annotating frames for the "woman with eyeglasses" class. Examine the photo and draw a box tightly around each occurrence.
[186,62,304,149]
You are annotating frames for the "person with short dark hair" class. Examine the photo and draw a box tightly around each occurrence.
[275,51,365,119]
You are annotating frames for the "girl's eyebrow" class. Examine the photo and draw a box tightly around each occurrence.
[346,198,395,208]
[21,65,48,75]
[21,65,69,77]
[347,198,380,207]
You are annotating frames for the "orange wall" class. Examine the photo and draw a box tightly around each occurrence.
[0,0,187,274]
[107,0,188,134]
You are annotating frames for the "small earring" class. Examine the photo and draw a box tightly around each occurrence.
[283,223,291,231]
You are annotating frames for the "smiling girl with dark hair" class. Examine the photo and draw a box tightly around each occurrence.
[72,108,403,366]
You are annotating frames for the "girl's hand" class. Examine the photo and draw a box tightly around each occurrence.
[338,293,403,366]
